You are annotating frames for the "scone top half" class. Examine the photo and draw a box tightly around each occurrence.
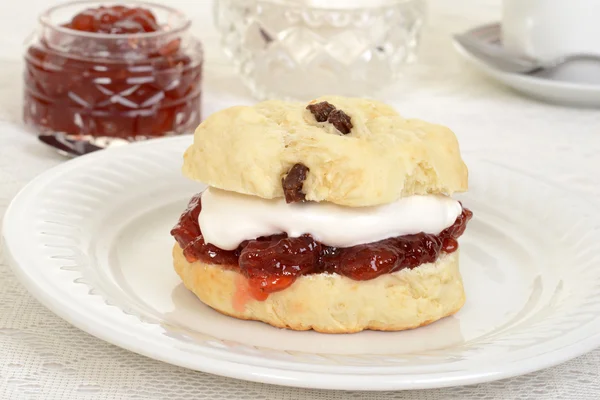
[182,95,468,207]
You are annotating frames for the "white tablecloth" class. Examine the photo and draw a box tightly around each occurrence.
[1,1,600,399]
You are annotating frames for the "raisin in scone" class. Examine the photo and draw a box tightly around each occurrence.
[171,96,472,333]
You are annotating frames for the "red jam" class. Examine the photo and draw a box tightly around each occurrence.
[171,194,473,300]
[24,4,202,139]
[64,6,160,34]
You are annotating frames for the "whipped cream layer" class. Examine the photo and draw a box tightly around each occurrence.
[199,187,462,251]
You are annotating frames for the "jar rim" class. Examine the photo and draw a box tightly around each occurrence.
[39,0,191,40]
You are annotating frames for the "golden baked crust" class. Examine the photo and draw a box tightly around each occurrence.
[182,95,468,207]
[173,243,466,333]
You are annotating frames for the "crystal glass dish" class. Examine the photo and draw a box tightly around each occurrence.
[214,0,426,100]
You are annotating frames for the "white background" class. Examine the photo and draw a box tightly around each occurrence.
[1,0,600,399]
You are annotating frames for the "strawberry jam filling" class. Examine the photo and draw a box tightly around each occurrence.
[171,193,472,300]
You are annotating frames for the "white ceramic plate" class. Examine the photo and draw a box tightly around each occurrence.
[4,136,600,391]
[453,23,600,108]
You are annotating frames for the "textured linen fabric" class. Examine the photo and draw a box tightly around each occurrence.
[1,0,600,399]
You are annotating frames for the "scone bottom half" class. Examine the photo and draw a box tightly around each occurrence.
[171,96,473,333]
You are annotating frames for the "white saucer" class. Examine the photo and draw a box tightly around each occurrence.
[3,136,600,390]
[453,23,600,107]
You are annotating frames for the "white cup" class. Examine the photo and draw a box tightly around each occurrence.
[502,0,600,60]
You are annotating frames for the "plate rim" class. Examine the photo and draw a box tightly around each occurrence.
[4,135,600,390]
[453,22,600,99]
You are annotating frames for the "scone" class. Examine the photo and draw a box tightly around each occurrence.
[170,95,473,333]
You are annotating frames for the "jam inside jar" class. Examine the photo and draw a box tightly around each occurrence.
[24,1,203,139]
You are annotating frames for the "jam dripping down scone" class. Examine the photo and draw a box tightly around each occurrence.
[171,96,472,333]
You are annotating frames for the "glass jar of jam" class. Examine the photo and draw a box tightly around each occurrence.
[24,1,203,140]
